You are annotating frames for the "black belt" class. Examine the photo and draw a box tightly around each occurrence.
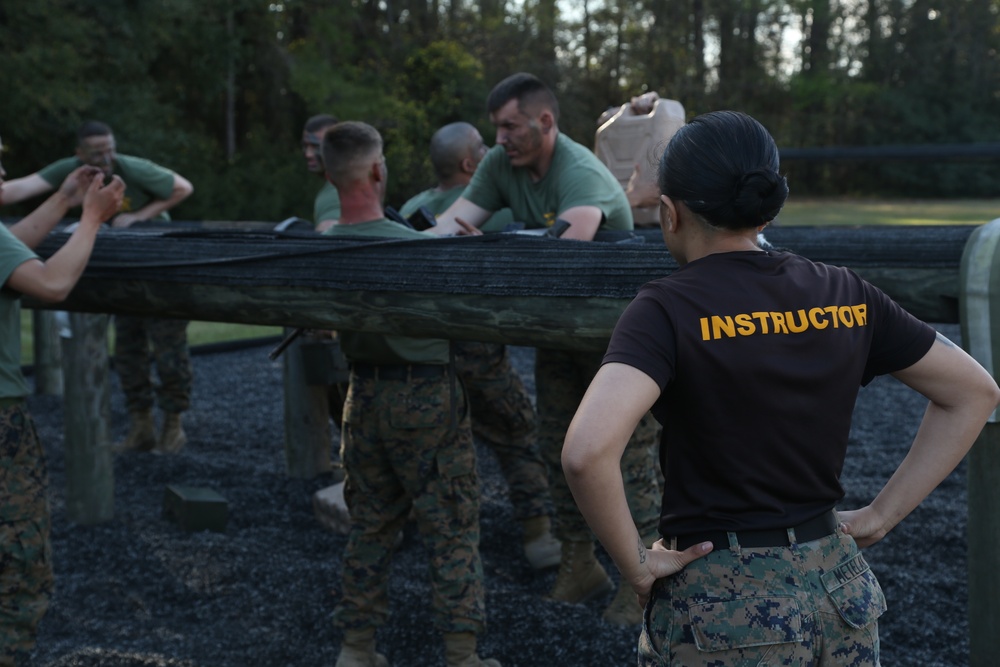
[672,509,839,551]
[350,362,448,381]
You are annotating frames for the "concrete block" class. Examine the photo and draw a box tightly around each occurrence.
[163,485,228,532]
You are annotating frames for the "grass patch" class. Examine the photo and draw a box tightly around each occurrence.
[778,198,1000,226]
[20,312,280,365]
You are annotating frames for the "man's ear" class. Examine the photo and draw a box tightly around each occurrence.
[539,110,555,134]
[459,156,476,175]
[371,159,384,183]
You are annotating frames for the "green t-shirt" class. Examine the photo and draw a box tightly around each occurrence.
[314,180,342,226]
[462,133,633,232]
[323,218,450,365]
[38,154,177,221]
[399,185,515,233]
[0,225,39,398]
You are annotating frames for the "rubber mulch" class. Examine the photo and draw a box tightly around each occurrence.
[26,328,969,666]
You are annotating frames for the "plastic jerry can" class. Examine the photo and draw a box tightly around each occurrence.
[595,97,685,226]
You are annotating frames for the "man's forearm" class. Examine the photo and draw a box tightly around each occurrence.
[8,191,72,250]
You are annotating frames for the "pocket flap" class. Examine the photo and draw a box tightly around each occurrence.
[821,553,887,629]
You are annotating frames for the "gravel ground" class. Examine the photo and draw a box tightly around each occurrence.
[24,326,968,667]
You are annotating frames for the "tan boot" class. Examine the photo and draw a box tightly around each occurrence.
[602,582,643,626]
[336,628,390,667]
[443,632,501,667]
[115,409,156,452]
[157,412,187,454]
[522,515,561,570]
[547,540,613,604]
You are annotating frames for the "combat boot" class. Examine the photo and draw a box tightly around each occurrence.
[521,515,561,570]
[443,632,501,667]
[547,539,613,604]
[115,409,156,452]
[602,583,643,626]
[335,628,390,667]
[157,412,187,454]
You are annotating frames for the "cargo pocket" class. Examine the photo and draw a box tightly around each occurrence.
[821,553,887,629]
[689,596,803,652]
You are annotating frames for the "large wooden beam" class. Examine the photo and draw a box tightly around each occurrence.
[26,225,973,352]
[959,218,1000,667]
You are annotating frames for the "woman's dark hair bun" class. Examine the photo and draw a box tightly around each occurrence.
[733,168,789,224]
[658,110,789,230]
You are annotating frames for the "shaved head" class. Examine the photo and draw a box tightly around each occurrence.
[429,122,484,181]
[322,121,383,188]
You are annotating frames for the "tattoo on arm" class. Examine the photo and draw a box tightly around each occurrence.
[935,331,957,349]
[638,537,647,564]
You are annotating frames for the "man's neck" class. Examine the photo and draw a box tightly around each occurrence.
[526,130,559,183]
[337,188,385,225]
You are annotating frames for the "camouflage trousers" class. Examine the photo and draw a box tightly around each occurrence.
[454,341,550,521]
[639,530,884,666]
[0,404,53,666]
[535,348,662,543]
[333,367,486,634]
[113,316,192,414]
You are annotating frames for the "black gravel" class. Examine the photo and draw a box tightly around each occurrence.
[26,326,968,666]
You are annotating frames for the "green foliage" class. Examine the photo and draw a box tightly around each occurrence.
[2,0,999,215]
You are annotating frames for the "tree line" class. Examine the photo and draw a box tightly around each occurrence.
[1,0,998,223]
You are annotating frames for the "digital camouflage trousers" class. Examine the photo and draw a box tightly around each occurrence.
[640,530,884,666]
[0,405,53,667]
[113,315,192,414]
[454,341,551,521]
[333,368,486,634]
[535,347,662,543]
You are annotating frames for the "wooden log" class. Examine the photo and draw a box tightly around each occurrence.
[31,309,64,396]
[27,226,973,352]
[959,218,1000,667]
[60,312,114,525]
[281,329,333,479]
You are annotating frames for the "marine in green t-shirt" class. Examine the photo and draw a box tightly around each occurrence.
[301,114,342,230]
[0,224,39,398]
[431,75,632,240]
[400,122,517,233]
[1,121,193,227]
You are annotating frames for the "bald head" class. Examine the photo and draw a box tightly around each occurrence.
[322,121,383,189]
[429,122,486,186]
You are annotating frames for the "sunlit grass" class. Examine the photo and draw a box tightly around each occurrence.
[778,198,1000,227]
[20,313,280,365]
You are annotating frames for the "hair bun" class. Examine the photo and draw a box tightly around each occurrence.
[733,168,789,224]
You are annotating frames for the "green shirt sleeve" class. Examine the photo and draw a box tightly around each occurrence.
[36,157,83,187]
[0,224,39,398]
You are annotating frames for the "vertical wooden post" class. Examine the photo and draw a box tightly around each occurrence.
[959,218,1000,667]
[282,329,332,479]
[31,309,64,396]
[61,312,114,524]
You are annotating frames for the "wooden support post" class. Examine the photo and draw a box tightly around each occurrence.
[959,218,1000,667]
[31,309,63,396]
[61,312,114,524]
[282,329,332,479]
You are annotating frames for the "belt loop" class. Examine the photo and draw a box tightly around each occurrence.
[406,364,412,383]
[726,531,740,554]
[668,536,677,551]
[787,527,797,547]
